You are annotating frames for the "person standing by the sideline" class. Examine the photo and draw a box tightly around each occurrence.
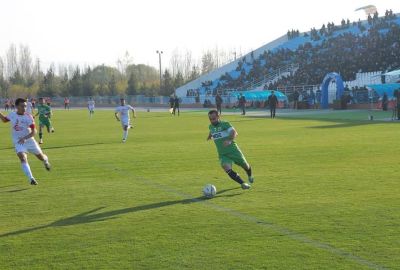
[382,92,388,111]
[239,94,246,115]
[64,97,70,110]
[173,95,180,116]
[394,89,400,120]
[268,91,278,118]
[169,96,174,115]
[293,90,299,110]
[215,93,223,115]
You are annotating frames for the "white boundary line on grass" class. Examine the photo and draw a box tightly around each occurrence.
[102,165,387,270]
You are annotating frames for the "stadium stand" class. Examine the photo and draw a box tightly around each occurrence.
[176,10,400,106]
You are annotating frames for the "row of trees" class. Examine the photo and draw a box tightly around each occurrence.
[0,45,244,98]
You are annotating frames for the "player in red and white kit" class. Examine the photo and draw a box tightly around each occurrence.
[115,98,136,143]
[0,98,51,185]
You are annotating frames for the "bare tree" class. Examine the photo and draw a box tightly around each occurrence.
[32,57,42,82]
[170,48,184,78]
[18,44,33,80]
[183,50,193,80]
[201,50,215,74]
[0,56,4,78]
[116,51,133,77]
[58,63,68,78]
[5,44,18,79]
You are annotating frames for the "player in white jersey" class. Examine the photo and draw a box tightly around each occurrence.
[88,98,95,117]
[114,98,136,143]
[0,98,51,185]
[26,99,33,115]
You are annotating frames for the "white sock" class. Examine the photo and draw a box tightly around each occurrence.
[123,130,128,140]
[42,155,49,164]
[21,162,34,181]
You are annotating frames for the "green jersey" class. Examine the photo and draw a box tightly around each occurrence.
[37,104,51,120]
[209,121,241,156]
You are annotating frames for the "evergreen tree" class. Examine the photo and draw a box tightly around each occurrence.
[68,67,82,96]
[174,71,184,89]
[161,70,174,96]
[126,72,138,95]
[108,74,118,96]
[9,69,25,85]
[38,68,58,97]
[82,67,95,96]
[189,65,200,81]
[60,72,70,97]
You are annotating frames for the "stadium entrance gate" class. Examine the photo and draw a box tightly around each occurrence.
[321,72,345,109]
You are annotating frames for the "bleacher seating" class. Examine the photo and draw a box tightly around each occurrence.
[177,10,400,104]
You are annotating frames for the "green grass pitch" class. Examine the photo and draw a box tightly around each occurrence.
[0,109,399,269]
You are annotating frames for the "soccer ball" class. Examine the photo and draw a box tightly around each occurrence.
[203,184,217,198]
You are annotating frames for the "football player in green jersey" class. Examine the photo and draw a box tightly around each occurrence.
[207,110,253,189]
[35,97,54,144]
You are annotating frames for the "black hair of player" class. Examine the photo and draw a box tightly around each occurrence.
[208,110,219,116]
[15,98,26,106]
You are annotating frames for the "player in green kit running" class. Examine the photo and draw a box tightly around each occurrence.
[207,110,253,189]
[35,97,54,144]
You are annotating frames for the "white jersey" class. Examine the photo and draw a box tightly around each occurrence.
[115,105,134,122]
[5,112,35,144]
[26,102,33,114]
[88,100,95,108]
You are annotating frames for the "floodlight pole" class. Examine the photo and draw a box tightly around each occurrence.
[156,50,163,92]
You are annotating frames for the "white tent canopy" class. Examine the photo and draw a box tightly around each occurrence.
[383,69,400,76]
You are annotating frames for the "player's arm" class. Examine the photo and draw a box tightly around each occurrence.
[0,112,9,123]
[223,128,238,146]
[207,132,212,141]
[18,124,36,144]
[114,112,120,121]
[131,108,137,118]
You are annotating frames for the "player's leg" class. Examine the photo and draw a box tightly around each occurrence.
[234,152,254,184]
[16,152,37,185]
[221,157,250,189]
[122,124,129,142]
[48,120,55,133]
[240,162,253,184]
[35,153,51,171]
[38,124,44,144]
[177,106,180,116]
[26,139,51,171]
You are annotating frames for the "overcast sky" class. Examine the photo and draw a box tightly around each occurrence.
[1,0,399,71]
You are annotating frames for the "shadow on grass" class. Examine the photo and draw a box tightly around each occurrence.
[0,142,115,152]
[41,142,112,150]
[0,188,241,238]
[5,188,29,193]
[248,114,398,129]
[0,185,18,189]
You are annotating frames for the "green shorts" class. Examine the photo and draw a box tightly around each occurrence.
[39,118,51,128]
[219,150,248,167]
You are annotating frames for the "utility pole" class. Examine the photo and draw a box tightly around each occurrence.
[156,50,163,92]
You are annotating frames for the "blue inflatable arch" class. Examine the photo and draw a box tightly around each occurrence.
[320,72,345,109]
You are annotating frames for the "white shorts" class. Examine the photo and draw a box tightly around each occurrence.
[14,139,42,155]
[121,118,130,127]
[88,106,95,111]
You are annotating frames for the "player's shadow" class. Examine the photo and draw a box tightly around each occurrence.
[0,185,29,193]
[0,188,241,238]
[0,146,14,151]
[41,142,110,150]
[3,188,29,193]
